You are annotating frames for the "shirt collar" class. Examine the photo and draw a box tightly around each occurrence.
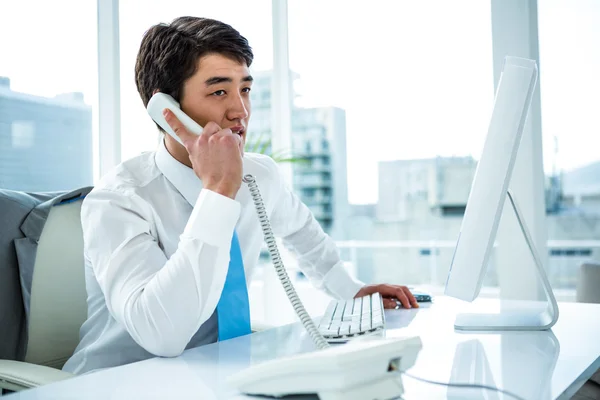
[155,139,201,206]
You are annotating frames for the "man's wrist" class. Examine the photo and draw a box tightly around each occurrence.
[204,183,239,199]
[322,262,365,300]
[183,189,241,245]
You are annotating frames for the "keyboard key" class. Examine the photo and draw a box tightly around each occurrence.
[332,301,345,322]
[339,298,358,322]
[339,322,351,336]
[324,328,340,336]
[350,319,361,334]
[324,301,336,313]
[342,309,359,321]
[371,292,381,307]
[372,318,384,329]
[360,316,371,331]
[322,303,336,327]
[353,297,361,314]
[361,295,371,316]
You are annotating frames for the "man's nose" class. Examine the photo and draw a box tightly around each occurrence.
[227,94,249,120]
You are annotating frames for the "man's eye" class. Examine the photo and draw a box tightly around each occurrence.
[212,90,226,96]
[242,87,252,93]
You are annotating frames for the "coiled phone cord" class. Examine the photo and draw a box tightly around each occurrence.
[243,174,331,350]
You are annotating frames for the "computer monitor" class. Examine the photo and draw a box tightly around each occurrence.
[444,56,559,331]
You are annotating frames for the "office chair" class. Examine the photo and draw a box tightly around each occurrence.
[576,262,600,304]
[0,198,85,392]
[573,261,600,398]
[0,193,273,393]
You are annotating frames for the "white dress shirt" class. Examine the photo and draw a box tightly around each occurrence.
[63,139,364,374]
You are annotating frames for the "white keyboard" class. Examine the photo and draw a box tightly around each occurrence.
[318,293,386,342]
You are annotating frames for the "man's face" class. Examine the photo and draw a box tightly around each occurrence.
[179,53,252,148]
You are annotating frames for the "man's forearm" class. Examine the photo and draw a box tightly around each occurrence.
[89,189,240,357]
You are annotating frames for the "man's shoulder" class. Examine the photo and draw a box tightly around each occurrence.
[243,152,279,176]
[95,151,161,195]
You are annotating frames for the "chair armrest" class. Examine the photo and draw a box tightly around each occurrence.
[251,319,276,333]
[576,263,600,304]
[591,368,600,386]
[0,360,73,392]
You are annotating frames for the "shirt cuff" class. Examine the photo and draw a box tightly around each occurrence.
[182,189,241,246]
[322,262,365,300]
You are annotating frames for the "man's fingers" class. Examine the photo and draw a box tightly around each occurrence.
[369,284,410,308]
[355,284,420,310]
[371,284,396,297]
[202,121,222,137]
[163,109,194,145]
[404,287,419,308]
[209,128,241,148]
[394,288,411,309]
[383,298,398,309]
[213,127,234,138]
[210,128,243,154]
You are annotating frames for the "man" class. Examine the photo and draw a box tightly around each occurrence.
[63,16,417,375]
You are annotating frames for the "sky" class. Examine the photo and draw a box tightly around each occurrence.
[1,0,599,204]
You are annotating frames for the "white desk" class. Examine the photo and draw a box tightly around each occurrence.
[6,297,600,399]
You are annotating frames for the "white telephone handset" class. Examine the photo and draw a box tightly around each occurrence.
[147,93,203,144]
[147,93,421,400]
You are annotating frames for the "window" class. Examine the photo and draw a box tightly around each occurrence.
[119,0,273,161]
[11,121,35,149]
[538,0,600,289]
[441,205,467,217]
[302,188,316,198]
[0,1,97,191]
[288,0,494,287]
[550,249,592,257]
[305,142,312,153]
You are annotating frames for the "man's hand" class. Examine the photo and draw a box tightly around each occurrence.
[163,109,243,199]
[354,284,419,309]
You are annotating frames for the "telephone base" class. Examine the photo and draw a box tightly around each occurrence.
[228,336,421,400]
[318,374,403,400]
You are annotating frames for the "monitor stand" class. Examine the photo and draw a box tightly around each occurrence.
[454,189,559,331]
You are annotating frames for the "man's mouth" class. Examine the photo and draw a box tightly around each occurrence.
[230,126,245,137]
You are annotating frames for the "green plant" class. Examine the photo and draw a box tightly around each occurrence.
[245,132,309,165]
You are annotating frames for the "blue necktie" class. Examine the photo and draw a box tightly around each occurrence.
[217,231,251,340]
